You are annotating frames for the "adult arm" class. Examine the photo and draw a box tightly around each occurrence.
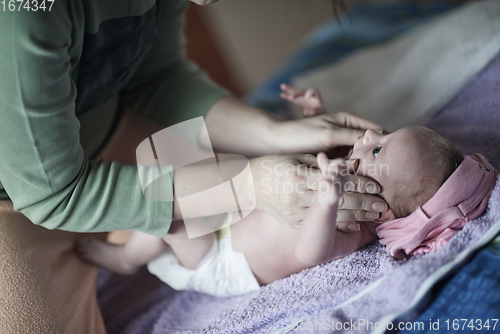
[119,0,230,132]
[119,1,384,157]
[0,1,178,236]
[204,97,385,157]
[119,0,388,228]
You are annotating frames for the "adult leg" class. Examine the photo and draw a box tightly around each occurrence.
[0,201,106,334]
[0,108,164,333]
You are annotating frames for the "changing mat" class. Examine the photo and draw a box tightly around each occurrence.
[96,4,500,334]
[96,56,500,334]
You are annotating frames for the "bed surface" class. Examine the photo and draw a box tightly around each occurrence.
[97,3,500,333]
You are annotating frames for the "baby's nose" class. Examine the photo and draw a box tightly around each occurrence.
[362,129,372,144]
[362,129,381,144]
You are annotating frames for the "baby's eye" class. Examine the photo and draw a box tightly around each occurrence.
[373,146,382,157]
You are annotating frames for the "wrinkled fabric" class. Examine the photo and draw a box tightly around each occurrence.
[377,154,498,260]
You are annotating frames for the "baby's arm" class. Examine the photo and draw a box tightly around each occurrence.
[295,154,378,266]
[280,84,327,117]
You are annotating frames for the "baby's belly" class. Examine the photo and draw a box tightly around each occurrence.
[230,210,310,285]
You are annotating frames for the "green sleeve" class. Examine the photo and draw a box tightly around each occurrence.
[120,0,232,127]
[0,1,171,236]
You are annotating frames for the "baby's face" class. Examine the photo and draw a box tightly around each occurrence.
[348,126,433,213]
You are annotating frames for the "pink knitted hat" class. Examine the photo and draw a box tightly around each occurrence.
[376,154,497,260]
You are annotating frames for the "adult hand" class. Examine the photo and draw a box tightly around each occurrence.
[273,112,385,155]
[250,154,388,229]
[335,158,389,233]
[334,177,388,232]
[250,154,319,228]
[204,97,386,157]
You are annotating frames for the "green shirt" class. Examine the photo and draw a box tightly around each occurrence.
[0,0,229,236]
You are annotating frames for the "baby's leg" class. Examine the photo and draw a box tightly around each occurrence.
[76,232,168,275]
[164,220,215,270]
[77,221,216,273]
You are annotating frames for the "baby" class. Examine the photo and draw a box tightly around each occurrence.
[76,86,498,297]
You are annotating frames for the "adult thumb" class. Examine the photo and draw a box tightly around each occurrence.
[294,154,319,167]
[333,128,365,147]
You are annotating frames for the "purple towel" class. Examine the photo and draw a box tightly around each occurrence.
[97,57,500,334]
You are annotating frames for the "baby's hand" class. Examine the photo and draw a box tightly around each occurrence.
[316,153,347,206]
[280,83,327,117]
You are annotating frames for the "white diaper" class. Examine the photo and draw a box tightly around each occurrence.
[147,214,260,298]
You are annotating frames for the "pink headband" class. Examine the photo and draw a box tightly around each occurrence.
[376,154,498,260]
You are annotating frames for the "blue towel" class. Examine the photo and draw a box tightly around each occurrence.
[399,236,500,334]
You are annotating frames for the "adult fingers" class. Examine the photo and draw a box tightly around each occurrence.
[333,112,386,131]
[293,154,320,167]
[327,126,367,147]
[344,174,382,194]
[334,209,394,231]
[338,192,388,213]
[336,209,380,222]
[335,221,361,232]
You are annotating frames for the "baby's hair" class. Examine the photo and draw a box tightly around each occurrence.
[391,128,464,218]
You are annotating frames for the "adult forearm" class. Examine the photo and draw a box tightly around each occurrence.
[171,154,255,222]
[204,97,282,157]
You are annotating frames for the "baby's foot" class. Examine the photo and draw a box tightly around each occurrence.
[75,237,138,275]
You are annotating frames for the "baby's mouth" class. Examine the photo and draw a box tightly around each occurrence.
[345,157,359,173]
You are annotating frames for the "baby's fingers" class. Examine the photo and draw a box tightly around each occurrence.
[280,92,295,102]
[317,154,346,205]
[280,83,305,97]
[317,153,344,172]
[319,156,348,179]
